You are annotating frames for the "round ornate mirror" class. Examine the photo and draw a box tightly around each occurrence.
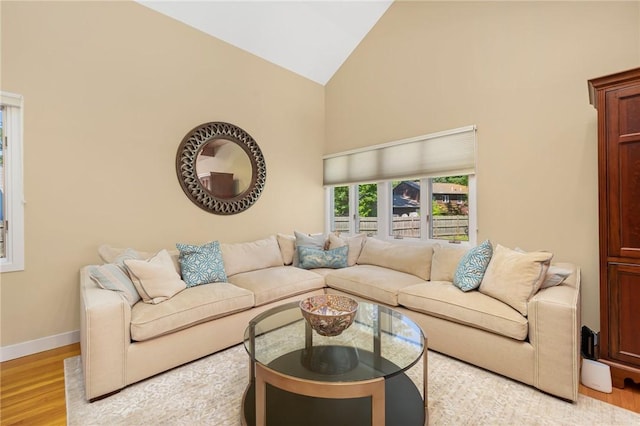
[176,122,266,215]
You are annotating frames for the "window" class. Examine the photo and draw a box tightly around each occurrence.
[357,183,378,236]
[391,179,421,238]
[328,184,379,236]
[0,91,25,272]
[328,175,474,244]
[324,126,476,245]
[331,185,350,233]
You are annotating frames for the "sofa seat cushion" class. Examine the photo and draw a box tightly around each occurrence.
[130,282,254,342]
[306,267,335,278]
[398,281,528,341]
[228,266,325,306]
[325,265,426,306]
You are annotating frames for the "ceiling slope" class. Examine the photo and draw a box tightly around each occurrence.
[137,0,393,85]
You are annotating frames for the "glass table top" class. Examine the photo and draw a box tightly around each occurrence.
[243,300,425,383]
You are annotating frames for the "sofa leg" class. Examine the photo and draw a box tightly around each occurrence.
[89,388,122,403]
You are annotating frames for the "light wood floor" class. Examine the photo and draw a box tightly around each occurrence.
[1,343,640,425]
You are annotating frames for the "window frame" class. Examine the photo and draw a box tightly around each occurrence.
[1,91,25,273]
[326,175,476,247]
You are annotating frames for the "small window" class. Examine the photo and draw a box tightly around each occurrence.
[331,185,349,234]
[0,92,25,272]
[357,184,377,236]
[431,176,469,242]
[391,180,421,238]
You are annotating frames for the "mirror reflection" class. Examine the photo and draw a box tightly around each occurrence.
[195,138,253,198]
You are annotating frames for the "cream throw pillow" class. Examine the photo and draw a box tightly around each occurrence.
[430,243,468,282]
[124,250,187,304]
[479,244,553,316]
[328,233,366,266]
[276,233,296,265]
[357,238,433,280]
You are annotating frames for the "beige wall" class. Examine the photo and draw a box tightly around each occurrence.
[326,1,640,329]
[2,0,639,350]
[0,1,325,346]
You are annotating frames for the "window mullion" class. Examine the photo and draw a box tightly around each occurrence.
[349,185,357,234]
[324,187,333,233]
[421,178,431,240]
[377,182,389,238]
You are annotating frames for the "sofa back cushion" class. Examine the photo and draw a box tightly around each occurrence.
[356,238,433,280]
[430,243,469,282]
[221,235,284,277]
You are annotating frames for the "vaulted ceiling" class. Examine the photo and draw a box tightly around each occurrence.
[136,1,393,85]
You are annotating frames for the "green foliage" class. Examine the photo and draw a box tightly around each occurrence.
[432,203,448,216]
[333,184,378,218]
[433,201,466,216]
[333,186,349,216]
[358,184,377,217]
[433,175,468,186]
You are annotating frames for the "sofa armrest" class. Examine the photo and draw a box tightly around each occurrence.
[527,264,581,401]
[80,266,132,400]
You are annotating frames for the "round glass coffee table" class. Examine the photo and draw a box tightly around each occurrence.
[242,300,427,426]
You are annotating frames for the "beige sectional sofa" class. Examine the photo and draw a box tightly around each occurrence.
[80,234,581,402]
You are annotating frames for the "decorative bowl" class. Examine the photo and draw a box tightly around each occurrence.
[299,295,358,337]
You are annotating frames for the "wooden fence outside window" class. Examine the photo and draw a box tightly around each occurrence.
[333,216,469,240]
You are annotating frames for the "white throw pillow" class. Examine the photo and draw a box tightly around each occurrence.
[479,244,553,316]
[124,250,187,304]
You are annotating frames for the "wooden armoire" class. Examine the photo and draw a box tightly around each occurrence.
[588,67,640,388]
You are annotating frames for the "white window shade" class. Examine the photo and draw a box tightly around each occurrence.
[324,125,476,186]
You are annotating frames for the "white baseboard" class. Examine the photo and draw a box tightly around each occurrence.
[1,330,80,362]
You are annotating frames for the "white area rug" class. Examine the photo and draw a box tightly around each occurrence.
[65,345,640,425]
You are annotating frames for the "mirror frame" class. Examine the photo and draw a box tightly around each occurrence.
[176,122,266,215]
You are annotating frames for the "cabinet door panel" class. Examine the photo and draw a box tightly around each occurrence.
[608,264,640,365]
[607,85,640,258]
[618,87,640,136]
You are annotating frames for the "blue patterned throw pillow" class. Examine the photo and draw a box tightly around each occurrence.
[176,241,227,287]
[453,240,493,292]
[297,245,348,269]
